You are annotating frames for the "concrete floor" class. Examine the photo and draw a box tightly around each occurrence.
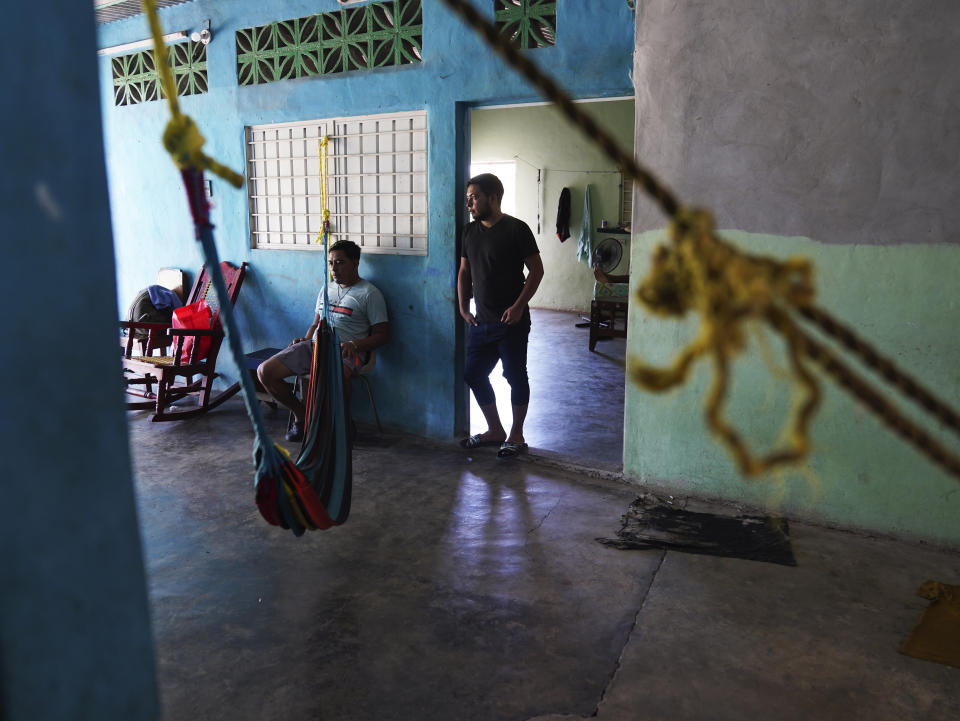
[127,313,960,721]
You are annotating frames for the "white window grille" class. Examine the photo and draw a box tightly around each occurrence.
[621,174,633,228]
[245,110,427,254]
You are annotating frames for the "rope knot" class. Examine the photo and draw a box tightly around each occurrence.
[632,206,822,475]
[163,114,207,171]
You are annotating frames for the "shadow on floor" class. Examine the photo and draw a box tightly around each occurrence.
[127,403,960,721]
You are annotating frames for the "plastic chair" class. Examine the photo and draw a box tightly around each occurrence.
[353,350,382,433]
[287,349,382,434]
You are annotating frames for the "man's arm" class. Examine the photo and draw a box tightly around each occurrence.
[457,256,477,326]
[293,313,321,344]
[348,322,389,353]
[340,321,388,364]
[501,253,544,325]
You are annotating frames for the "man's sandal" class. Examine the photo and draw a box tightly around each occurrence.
[459,434,504,449]
[497,441,528,458]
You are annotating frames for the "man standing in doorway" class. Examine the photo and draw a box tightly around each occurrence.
[458,173,544,458]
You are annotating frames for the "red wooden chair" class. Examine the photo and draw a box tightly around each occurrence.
[120,261,248,421]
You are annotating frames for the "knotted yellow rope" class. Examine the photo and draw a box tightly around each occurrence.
[313,136,331,244]
[142,0,243,188]
[633,208,820,475]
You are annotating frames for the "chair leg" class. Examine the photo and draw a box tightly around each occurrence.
[357,376,382,433]
[287,375,306,433]
[589,300,599,352]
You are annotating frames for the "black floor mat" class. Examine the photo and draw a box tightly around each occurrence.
[598,494,797,566]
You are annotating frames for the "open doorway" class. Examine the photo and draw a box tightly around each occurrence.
[465,98,634,470]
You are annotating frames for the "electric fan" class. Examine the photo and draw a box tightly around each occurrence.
[592,237,623,273]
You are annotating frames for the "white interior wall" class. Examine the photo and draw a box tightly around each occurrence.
[470,100,635,313]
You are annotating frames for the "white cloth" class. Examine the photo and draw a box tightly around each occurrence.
[576,184,594,265]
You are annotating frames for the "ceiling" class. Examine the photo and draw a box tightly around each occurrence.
[94,0,194,25]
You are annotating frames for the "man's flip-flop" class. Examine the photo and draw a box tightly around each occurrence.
[497,441,528,458]
[459,434,504,449]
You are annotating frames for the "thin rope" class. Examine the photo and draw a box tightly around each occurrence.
[143,0,243,189]
[777,312,960,479]
[313,136,331,247]
[180,169,286,491]
[313,136,333,324]
[796,304,960,438]
[438,0,680,221]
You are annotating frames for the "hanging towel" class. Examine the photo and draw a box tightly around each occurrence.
[576,184,594,265]
[556,187,571,242]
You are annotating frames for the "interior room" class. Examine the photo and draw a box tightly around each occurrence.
[3,2,959,720]
[468,99,635,468]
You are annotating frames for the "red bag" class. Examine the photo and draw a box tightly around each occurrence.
[171,300,213,363]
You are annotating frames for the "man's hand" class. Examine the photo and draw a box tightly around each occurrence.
[340,340,359,367]
[500,304,523,325]
[460,309,478,326]
[290,337,305,346]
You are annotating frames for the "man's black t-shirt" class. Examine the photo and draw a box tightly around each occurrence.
[461,214,539,323]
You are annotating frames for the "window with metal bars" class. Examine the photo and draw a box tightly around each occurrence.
[245,110,427,254]
[621,175,633,228]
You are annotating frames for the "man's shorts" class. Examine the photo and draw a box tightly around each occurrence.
[268,339,369,377]
[269,341,313,377]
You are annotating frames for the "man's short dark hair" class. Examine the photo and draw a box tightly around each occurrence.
[330,239,361,262]
[467,173,504,203]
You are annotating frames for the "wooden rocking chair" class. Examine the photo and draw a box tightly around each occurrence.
[120,261,248,421]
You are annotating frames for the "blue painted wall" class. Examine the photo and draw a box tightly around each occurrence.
[1,4,158,719]
[97,0,635,437]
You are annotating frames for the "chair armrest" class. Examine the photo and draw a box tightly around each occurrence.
[168,328,219,337]
[120,321,174,357]
[119,321,173,331]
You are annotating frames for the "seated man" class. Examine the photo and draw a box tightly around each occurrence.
[257,240,389,442]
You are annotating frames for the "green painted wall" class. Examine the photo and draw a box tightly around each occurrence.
[625,1,960,545]
[470,100,634,313]
[625,231,960,544]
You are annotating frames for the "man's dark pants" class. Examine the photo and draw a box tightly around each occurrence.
[463,313,531,407]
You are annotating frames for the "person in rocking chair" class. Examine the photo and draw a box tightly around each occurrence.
[257,240,389,442]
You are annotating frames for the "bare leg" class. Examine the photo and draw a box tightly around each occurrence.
[257,358,305,423]
[476,402,507,442]
[507,404,527,444]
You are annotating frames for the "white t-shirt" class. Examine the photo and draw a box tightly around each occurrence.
[314,278,388,342]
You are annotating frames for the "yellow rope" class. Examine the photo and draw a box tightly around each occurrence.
[141,0,243,188]
[631,208,820,475]
[313,136,331,244]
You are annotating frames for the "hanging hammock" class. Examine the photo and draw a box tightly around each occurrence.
[142,0,351,536]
